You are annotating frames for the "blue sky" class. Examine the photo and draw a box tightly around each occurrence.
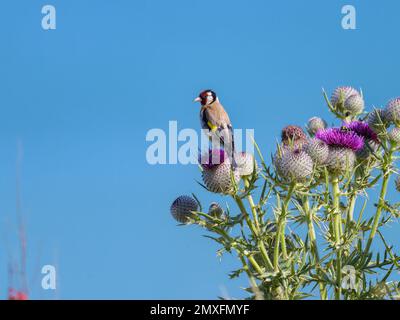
[0,0,399,299]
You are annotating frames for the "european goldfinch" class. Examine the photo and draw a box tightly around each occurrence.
[194,89,236,165]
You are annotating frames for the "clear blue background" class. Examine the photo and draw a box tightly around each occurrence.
[0,0,399,299]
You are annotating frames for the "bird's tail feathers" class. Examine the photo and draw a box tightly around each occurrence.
[210,126,237,168]
[221,126,237,169]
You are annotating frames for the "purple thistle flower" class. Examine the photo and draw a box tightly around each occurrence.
[343,121,379,143]
[199,149,227,169]
[316,128,364,151]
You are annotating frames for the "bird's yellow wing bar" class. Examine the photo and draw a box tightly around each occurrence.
[207,121,218,132]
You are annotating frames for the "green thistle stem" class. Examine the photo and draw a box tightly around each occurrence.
[217,226,266,281]
[206,223,265,284]
[234,196,274,271]
[347,194,356,222]
[364,147,394,255]
[244,178,261,233]
[234,195,258,236]
[332,177,341,242]
[302,196,319,260]
[331,176,342,300]
[243,179,275,270]
[247,255,264,275]
[239,256,257,286]
[274,183,295,271]
[302,196,327,299]
[280,226,288,259]
[239,256,263,299]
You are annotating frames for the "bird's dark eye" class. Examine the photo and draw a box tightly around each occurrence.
[200,89,213,97]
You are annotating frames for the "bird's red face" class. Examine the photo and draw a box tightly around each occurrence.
[194,90,217,106]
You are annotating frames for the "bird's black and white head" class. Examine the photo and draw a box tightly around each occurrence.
[194,90,217,106]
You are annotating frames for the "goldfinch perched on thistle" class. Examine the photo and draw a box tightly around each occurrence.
[194,89,236,165]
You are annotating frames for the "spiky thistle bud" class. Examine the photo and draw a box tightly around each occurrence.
[331,87,364,116]
[281,125,307,148]
[395,176,400,192]
[385,98,400,123]
[275,147,314,182]
[306,117,327,136]
[273,145,296,176]
[200,149,240,195]
[331,87,359,106]
[208,202,225,218]
[235,152,257,176]
[202,164,240,195]
[273,146,288,176]
[170,195,198,224]
[326,147,356,174]
[388,127,400,144]
[344,94,365,115]
[304,138,329,164]
[367,109,387,133]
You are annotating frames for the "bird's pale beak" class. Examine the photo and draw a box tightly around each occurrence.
[194,97,201,103]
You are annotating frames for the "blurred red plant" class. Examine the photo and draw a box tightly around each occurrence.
[8,288,28,301]
[4,141,30,300]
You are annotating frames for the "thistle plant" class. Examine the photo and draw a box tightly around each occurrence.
[200,149,241,195]
[306,117,327,136]
[170,195,199,224]
[385,98,400,124]
[170,86,400,300]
